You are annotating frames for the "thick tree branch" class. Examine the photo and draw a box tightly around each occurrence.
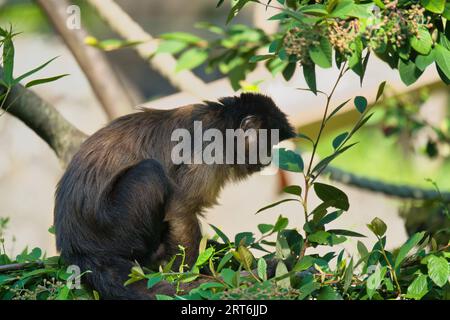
[87,0,209,98]
[36,0,134,119]
[0,67,87,167]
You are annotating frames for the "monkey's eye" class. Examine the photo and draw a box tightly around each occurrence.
[239,115,260,131]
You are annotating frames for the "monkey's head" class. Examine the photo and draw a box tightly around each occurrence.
[203,93,296,176]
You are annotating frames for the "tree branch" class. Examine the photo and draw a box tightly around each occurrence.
[36,0,134,119]
[86,0,209,98]
[0,67,87,167]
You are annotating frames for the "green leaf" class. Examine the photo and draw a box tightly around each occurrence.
[317,285,343,300]
[332,132,349,150]
[227,0,251,24]
[56,286,70,300]
[298,280,321,299]
[353,112,374,132]
[282,62,296,81]
[217,252,234,272]
[373,0,385,9]
[257,258,267,281]
[156,294,174,300]
[303,63,317,95]
[354,96,367,113]
[237,245,254,271]
[367,217,387,237]
[175,48,208,72]
[90,38,142,51]
[308,230,331,245]
[406,274,429,300]
[156,40,188,54]
[427,255,449,287]
[294,256,315,272]
[410,27,433,55]
[147,274,163,289]
[269,39,283,53]
[209,224,230,244]
[375,81,386,102]
[257,223,274,234]
[256,199,299,214]
[328,229,365,238]
[443,1,450,19]
[160,32,204,44]
[273,148,304,172]
[25,74,69,88]
[398,59,423,85]
[48,225,56,235]
[28,247,42,261]
[394,232,425,268]
[195,247,214,266]
[283,185,302,197]
[2,34,15,86]
[275,261,290,288]
[329,0,353,18]
[276,233,291,259]
[299,4,328,16]
[415,50,436,71]
[249,54,275,63]
[318,210,344,226]
[436,63,450,85]
[357,240,369,265]
[273,215,289,232]
[434,44,450,80]
[313,183,349,211]
[296,133,314,144]
[366,266,387,299]
[14,57,59,85]
[235,232,255,247]
[326,99,351,122]
[420,0,445,13]
[308,37,332,68]
[194,22,224,35]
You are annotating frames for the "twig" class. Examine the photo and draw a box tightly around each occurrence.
[87,0,209,98]
[0,66,87,167]
[36,0,134,119]
[306,63,348,178]
[0,261,45,273]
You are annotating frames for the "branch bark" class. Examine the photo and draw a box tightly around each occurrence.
[36,0,134,119]
[86,0,209,98]
[0,67,86,167]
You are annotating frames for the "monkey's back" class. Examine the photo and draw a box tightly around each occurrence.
[54,108,180,258]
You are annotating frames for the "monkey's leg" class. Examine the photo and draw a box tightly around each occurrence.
[78,159,175,299]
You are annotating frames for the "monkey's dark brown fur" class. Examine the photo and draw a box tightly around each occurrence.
[54,93,295,299]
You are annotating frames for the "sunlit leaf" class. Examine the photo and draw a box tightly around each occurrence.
[25,74,69,88]
[427,255,449,287]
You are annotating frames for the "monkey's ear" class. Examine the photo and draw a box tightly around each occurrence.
[240,115,261,131]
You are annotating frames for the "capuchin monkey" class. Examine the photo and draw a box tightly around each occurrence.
[54,93,295,299]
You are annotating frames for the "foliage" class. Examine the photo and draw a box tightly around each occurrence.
[127,212,449,300]
[0,25,68,115]
[0,219,93,300]
[373,86,450,159]
[153,0,450,90]
[123,77,449,300]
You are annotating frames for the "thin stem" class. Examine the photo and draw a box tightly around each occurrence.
[376,236,402,298]
[306,62,347,178]
[0,86,11,114]
[252,0,285,11]
[298,64,348,260]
